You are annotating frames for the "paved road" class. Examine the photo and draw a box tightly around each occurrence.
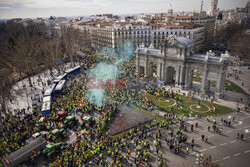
[227,66,250,94]
[181,111,250,167]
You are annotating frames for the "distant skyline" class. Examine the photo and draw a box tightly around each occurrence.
[0,0,249,19]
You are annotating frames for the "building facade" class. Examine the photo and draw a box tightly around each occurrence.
[135,36,229,98]
[84,23,204,51]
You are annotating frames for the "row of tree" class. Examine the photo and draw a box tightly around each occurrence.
[202,21,250,60]
[0,20,94,116]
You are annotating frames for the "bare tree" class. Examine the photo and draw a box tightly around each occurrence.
[60,25,80,66]
[43,37,63,77]
[0,23,13,120]
[8,23,45,87]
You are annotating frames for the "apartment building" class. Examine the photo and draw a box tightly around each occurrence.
[82,22,204,51]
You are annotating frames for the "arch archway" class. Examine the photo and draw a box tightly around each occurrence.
[165,66,176,84]
[148,62,157,77]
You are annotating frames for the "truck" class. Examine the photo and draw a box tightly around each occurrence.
[49,128,67,141]
[2,137,47,167]
[81,115,95,129]
[43,142,66,159]
[64,115,78,129]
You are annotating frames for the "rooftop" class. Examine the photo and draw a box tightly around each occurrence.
[175,37,194,47]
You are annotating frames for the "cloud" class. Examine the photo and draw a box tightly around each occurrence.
[0,6,12,9]
[0,0,111,9]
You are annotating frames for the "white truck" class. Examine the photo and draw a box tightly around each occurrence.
[3,137,47,167]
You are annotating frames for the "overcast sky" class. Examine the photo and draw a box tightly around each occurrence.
[0,0,249,19]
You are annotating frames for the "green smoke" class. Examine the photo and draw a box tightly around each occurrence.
[87,40,135,106]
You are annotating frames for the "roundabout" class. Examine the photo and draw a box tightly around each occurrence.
[189,103,211,113]
[157,97,176,108]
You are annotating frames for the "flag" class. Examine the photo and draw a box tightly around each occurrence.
[56,159,60,165]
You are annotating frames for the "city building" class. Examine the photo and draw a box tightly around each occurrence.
[81,21,204,51]
[208,0,219,16]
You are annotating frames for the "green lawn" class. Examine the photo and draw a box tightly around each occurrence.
[147,94,235,117]
[193,76,201,82]
[147,94,175,108]
[225,80,246,94]
[192,73,246,94]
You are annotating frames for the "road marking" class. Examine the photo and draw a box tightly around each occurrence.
[244,150,250,153]
[236,128,242,130]
[220,143,227,146]
[229,140,236,144]
[227,130,233,133]
[244,129,249,133]
[233,153,241,157]
[199,149,207,152]
[208,134,214,137]
[209,146,216,149]
[223,156,230,160]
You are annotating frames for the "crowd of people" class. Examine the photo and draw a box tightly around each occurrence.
[1,52,219,167]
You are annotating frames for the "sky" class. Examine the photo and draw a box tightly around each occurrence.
[0,0,249,19]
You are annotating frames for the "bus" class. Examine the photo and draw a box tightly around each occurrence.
[54,80,66,96]
[44,83,56,97]
[53,73,67,84]
[41,96,51,116]
[65,65,81,76]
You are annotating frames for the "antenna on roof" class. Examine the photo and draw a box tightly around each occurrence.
[200,0,203,13]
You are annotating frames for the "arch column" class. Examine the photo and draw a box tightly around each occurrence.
[180,65,185,86]
[175,65,180,85]
[161,61,166,83]
[184,65,190,89]
[136,53,139,73]
[216,67,226,98]
[144,55,149,75]
[157,61,162,80]
[201,65,208,91]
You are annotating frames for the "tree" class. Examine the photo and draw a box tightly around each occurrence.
[227,31,250,60]
[8,22,45,87]
[43,27,63,77]
[60,25,80,66]
[0,22,13,119]
[202,21,249,59]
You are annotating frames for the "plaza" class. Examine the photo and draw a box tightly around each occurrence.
[0,1,250,167]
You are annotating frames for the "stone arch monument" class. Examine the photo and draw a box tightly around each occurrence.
[135,36,230,98]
